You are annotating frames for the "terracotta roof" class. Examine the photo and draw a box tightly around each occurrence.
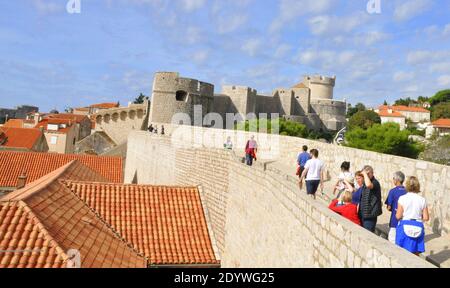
[45,114,89,124]
[90,103,119,109]
[432,118,450,128]
[0,151,123,187]
[292,82,307,89]
[378,105,430,113]
[73,107,89,112]
[35,119,73,134]
[0,128,43,150]
[66,182,220,266]
[3,119,35,128]
[377,110,405,118]
[0,161,147,268]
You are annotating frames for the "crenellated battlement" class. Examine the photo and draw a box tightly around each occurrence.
[304,75,336,87]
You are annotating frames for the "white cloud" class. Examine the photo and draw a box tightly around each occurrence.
[430,62,450,73]
[437,75,450,86]
[217,13,248,34]
[180,0,206,12]
[308,13,369,36]
[32,0,61,15]
[356,31,390,46]
[407,50,450,65]
[394,0,432,22]
[444,24,450,37]
[393,71,415,82]
[241,38,262,57]
[274,44,292,59]
[270,0,334,33]
[191,50,209,64]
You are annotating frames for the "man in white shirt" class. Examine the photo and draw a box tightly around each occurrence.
[299,149,325,200]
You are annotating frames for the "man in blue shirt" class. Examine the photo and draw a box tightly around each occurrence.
[385,171,407,244]
[297,146,311,188]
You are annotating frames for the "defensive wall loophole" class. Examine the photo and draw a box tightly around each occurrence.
[176,90,188,102]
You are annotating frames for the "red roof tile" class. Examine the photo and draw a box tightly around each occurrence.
[0,128,43,150]
[377,110,405,118]
[0,162,147,268]
[35,119,74,134]
[90,103,119,109]
[0,151,123,187]
[3,119,34,128]
[45,114,89,124]
[432,118,450,128]
[66,182,220,266]
[292,82,307,89]
[378,105,430,113]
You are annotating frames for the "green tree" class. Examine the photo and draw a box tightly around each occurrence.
[346,102,366,118]
[431,102,450,120]
[133,93,149,104]
[236,118,309,138]
[345,123,424,159]
[348,110,381,130]
[394,97,417,106]
[383,100,388,105]
[428,89,450,106]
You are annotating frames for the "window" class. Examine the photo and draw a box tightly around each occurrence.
[50,136,58,145]
[176,90,188,102]
[73,138,76,145]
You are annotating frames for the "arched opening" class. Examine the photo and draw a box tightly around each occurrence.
[96,115,103,125]
[104,114,111,123]
[129,110,136,119]
[137,110,144,119]
[176,90,188,102]
[120,111,127,121]
[112,113,119,122]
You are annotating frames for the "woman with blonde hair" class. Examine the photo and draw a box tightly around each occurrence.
[396,176,429,255]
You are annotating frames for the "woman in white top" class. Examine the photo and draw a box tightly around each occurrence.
[395,176,429,255]
[333,161,352,200]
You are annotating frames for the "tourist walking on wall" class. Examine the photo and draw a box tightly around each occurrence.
[148,124,154,133]
[245,136,258,166]
[396,176,429,255]
[297,145,311,189]
[329,191,361,226]
[358,166,383,233]
[299,149,324,200]
[161,125,165,135]
[385,171,407,244]
[333,161,352,200]
[154,125,158,134]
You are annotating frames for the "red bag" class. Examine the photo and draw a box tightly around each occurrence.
[296,166,301,176]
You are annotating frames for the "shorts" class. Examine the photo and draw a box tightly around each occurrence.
[396,220,425,253]
[306,180,321,195]
[298,166,305,178]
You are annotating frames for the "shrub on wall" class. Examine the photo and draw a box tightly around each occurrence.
[344,123,424,159]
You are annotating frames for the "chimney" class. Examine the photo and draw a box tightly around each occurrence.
[17,171,27,189]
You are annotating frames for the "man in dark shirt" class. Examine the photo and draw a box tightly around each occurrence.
[359,165,382,233]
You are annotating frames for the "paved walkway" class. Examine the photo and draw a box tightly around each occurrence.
[265,159,450,268]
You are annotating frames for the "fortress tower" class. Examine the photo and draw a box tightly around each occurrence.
[303,75,336,100]
[149,72,214,125]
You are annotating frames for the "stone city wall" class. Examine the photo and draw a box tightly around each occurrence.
[125,128,436,268]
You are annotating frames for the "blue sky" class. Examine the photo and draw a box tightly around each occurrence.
[1,0,450,112]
